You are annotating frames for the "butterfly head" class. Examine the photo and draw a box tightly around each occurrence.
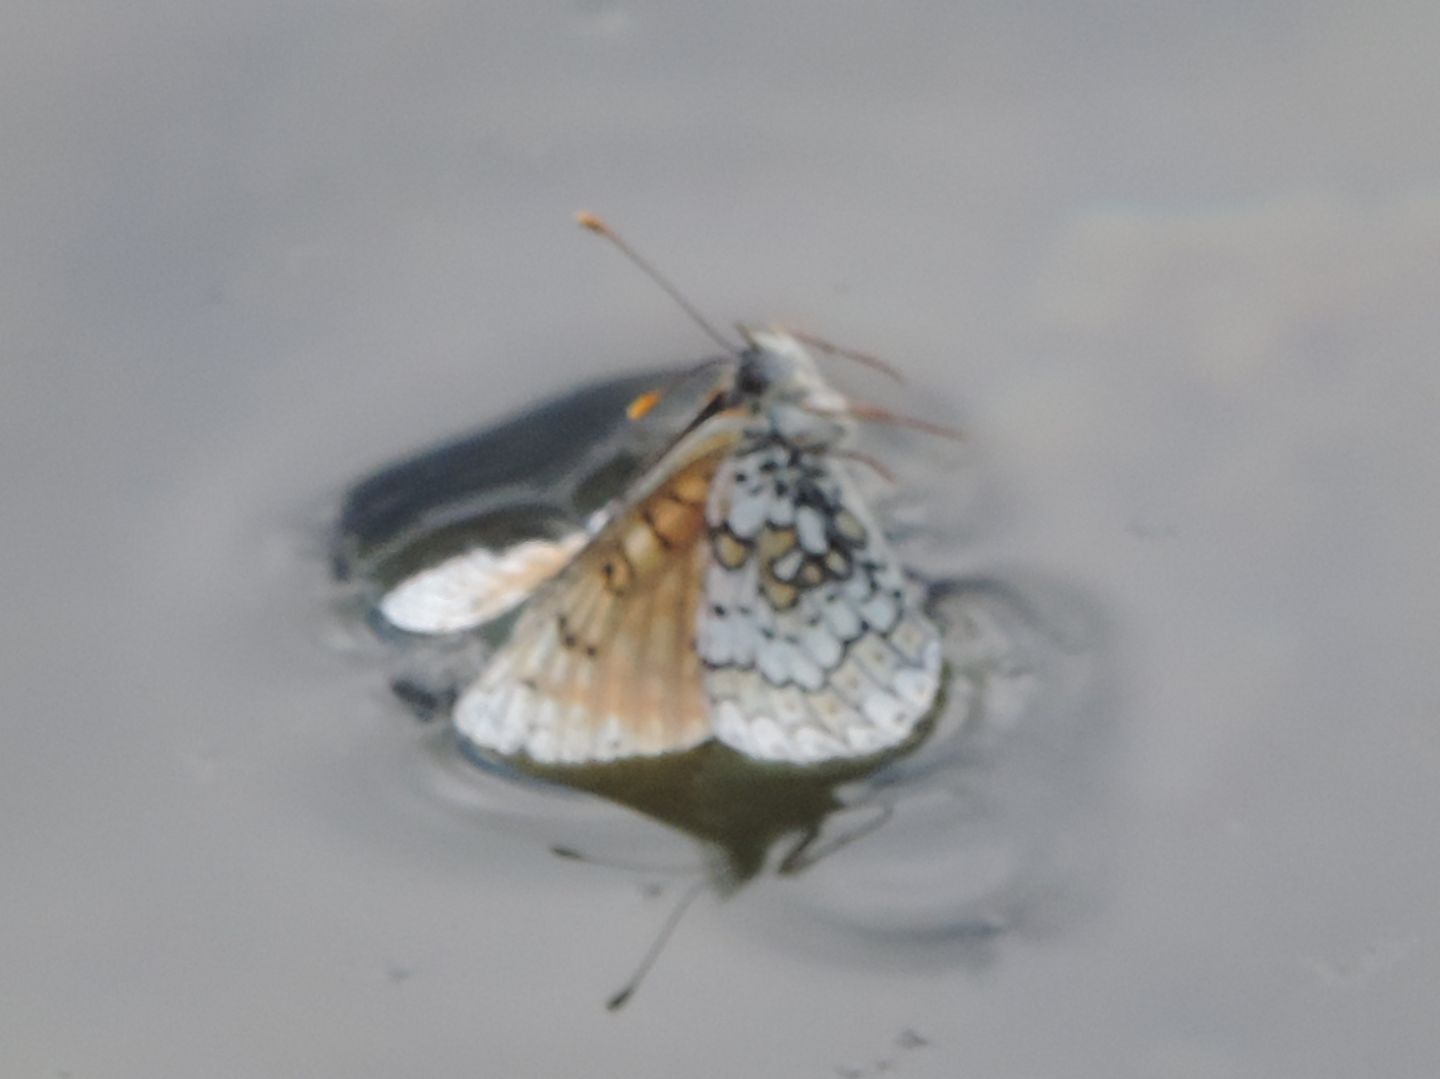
[677,331,842,446]
[625,328,853,461]
[733,327,847,410]
[704,327,848,450]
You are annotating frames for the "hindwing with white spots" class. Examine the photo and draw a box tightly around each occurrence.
[697,440,942,762]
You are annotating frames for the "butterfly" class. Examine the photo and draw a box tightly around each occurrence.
[380,217,947,767]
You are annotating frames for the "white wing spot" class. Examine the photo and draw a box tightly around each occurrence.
[772,548,805,581]
[786,642,826,692]
[860,592,898,633]
[766,496,796,527]
[821,592,863,640]
[828,657,872,706]
[727,490,767,539]
[795,506,828,554]
[715,700,748,747]
[889,617,930,661]
[893,666,936,709]
[560,722,593,763]
[527,728,557,761]
[773,687,809,725]
[861,690,906,732]
[844,725,886,754]
[749,716,787,758]
[854,635,901,686]
[798,621,844,668]
[757,637,788,685]
[794,726,844,761]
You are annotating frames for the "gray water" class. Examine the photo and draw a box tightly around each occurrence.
[4,5,1439,1077]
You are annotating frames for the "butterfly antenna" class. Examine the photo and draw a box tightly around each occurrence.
[577,211,742,359]
[777,804,895,876]
[831,449,899,484]
[808,402,966,442]
[783,327,905,384]
[606,877,707,1011]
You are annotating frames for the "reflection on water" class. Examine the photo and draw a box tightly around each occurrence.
[330,369,1099,1003]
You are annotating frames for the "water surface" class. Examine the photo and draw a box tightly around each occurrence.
[4,5,1439,1077]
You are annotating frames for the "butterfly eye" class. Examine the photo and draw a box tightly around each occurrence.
[736,361,768,398]
[626,388,664,421]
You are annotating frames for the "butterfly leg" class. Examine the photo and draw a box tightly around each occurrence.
[777,802,895,876]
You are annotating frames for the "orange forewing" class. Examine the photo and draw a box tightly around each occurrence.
[455,440,733,762]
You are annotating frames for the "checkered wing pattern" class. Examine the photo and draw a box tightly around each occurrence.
[697,443,942,763]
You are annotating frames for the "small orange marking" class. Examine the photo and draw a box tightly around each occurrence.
[647,498,699,548]
[715,531,749,569]
[758,526,797,559]
[670,468,713,506]
[762,575,799,611]
[626,389,663,420]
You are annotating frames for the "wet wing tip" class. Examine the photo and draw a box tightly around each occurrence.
[378,536,584,634]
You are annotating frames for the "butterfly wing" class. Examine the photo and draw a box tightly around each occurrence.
[697,444,942,763]
[454,429,737,764]
[379,535,587,634]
